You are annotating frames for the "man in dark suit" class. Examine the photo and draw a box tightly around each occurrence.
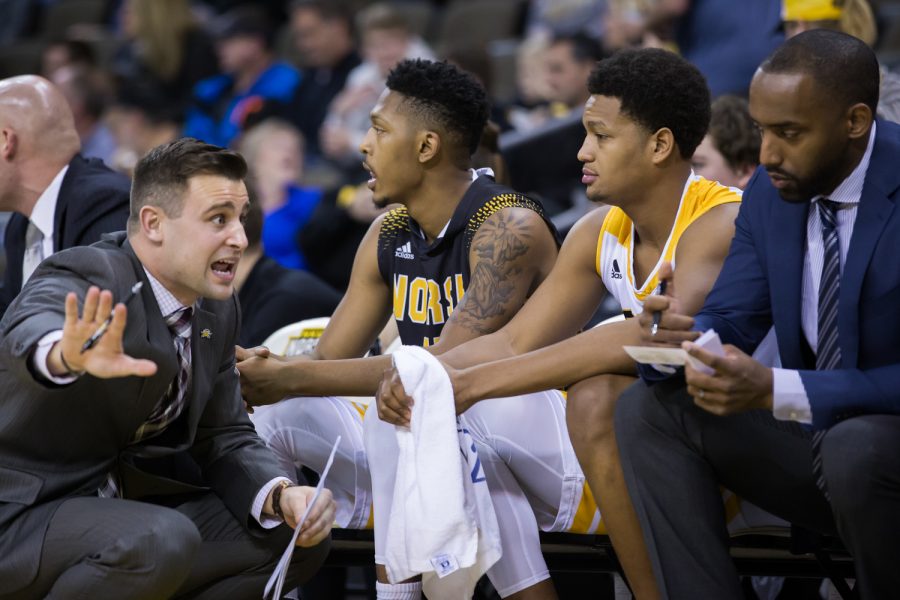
[614,30,900,599]
[0,74,131,317]
[0,138,335,599]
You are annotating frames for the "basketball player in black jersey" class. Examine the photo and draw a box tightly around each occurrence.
[237,59,561,599]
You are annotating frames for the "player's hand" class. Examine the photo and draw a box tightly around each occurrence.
[237,352,293,407]
[683,341,774,415]
[50,287,157,379]
[278,486,336,547]
[637,262,699,347]
[236,344,270,362]
[376,365,412,427]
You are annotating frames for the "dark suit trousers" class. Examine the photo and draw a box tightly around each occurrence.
[614,378,836,599]
[818,415,900,599]
[2,492,329,600]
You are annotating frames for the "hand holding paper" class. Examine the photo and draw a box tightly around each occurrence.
[264,436,340,600]
[682,335,775,416]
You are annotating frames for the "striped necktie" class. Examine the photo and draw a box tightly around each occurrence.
[132,306,193,442]
[99,307,194,497]
[812,199,841,497]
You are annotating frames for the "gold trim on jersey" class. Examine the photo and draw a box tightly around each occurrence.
[464,193,547,250]
[595,176,742,312]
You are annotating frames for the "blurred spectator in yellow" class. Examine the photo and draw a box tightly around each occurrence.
[782,0,900,122]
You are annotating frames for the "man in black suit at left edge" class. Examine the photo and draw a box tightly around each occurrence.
[0,137,335,599]
[0,74,131,317]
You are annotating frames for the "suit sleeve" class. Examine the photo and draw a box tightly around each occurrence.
[188,294,291,532]
[693,171,774,353]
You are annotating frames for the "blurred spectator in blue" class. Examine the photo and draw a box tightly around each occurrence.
[50,65,117,164]
[691,95,760,189]
[261,0,361,162]
[184,4,301,148]
[782,0,900,123]
[622,0,783,97]
[319,2,434,168]
[234,188,341,348]
[239,118,321,271]
[112,0,219,114]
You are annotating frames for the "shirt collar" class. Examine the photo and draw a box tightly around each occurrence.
[814,121,876,206]
[29,165,69,241]
[142,267,190,319]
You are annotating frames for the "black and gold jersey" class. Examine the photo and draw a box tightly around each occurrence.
[377,175,557,347]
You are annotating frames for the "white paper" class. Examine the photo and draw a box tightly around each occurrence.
[264,435,341,599]
[624,330,726,375]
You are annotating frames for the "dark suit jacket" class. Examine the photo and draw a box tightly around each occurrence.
[237,255,341,348]
[0,233,289,594]
[0,154,131,317]
[694,120,900,430]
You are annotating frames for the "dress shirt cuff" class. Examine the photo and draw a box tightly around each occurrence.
[772,368,813,424]
[33,330,78,385]
[252,477,293,529]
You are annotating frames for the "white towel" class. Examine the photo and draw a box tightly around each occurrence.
[376,345,501,599]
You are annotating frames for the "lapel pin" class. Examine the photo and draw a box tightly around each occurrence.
[201,328,212,339]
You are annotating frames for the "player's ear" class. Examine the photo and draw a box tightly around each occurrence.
[649,127,676,164]
[417,130,440,163]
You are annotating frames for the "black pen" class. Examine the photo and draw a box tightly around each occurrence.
[81,282,143,353]
[650,279,667,336]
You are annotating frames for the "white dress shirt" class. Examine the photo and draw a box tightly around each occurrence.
[22,165,69,282]
[772,123,876,423]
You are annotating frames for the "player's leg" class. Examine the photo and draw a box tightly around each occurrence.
[251,396,371,529]
[566,373,659,599]
[462,390,583,599]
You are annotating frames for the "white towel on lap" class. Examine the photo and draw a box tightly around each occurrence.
[375,345,501,599]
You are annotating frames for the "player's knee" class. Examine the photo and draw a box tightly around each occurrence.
[566,375,625,446]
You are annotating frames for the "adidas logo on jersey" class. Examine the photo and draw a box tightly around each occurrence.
[395,241,414,260]
[611,259,623,279]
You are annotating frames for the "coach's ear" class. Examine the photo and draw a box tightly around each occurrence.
[417,129,441,164]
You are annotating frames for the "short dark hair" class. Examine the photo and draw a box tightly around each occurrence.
[289,0,353,25]
[708,95,760,171]
[129,138,247,231]
[587,48,711,159]
[385,58,490,158]
[759,29,879,114]
[551,31,607,64]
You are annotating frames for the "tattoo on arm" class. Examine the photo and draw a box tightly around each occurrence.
[453,211,533,335]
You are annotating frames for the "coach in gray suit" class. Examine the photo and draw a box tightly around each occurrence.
[0,138,335,599]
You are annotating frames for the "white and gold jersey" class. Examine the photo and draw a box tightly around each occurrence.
[595,174,742,317]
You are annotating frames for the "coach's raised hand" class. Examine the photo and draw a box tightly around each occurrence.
[47,286,157,379]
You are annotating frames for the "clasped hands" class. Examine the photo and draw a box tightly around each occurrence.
[638,263,773,415]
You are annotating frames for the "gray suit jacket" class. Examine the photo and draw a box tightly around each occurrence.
[0,232,289,593]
